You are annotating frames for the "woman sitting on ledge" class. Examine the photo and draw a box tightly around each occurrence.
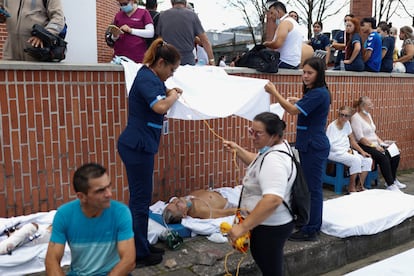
[395,26,414,74]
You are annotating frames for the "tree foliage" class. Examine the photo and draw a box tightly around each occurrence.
[226,0,268,43]
[286,0,349,39]
[373,0,414,26]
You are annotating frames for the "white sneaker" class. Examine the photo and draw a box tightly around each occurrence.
[394,179,407,189]
[386,184,402,192]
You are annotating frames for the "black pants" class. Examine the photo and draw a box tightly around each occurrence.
[359,143,400,185]
[250,221,294,276]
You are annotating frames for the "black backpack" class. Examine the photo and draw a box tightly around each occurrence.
[260,146,310,227]
[235,44,280,73]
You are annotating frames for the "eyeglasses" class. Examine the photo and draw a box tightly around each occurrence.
[248,127,266,138]
[339,113,351,119]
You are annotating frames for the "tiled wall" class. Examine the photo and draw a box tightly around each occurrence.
[1,65,413,217]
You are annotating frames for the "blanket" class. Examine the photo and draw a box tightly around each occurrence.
[0,211,71,276]
[120,58,272,121]
[321,189,414,238]
[345,248,414,275]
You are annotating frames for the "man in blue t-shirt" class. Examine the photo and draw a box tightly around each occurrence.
[45,163,135,275]
[361,17,382,72]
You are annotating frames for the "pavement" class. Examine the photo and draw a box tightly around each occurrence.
[28,170,414,276]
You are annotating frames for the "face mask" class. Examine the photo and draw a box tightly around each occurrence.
[259,146,271,154]
[275,19,281,25]
[120,3,133,13]
[362,109,369,115]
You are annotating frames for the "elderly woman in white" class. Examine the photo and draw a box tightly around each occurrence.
[326,106,373,192]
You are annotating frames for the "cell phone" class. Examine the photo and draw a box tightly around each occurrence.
[0,7,11,18]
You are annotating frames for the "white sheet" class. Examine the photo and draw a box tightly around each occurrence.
[0,210,164,275]
[0,211,71,276]
[321,189,414,238]
[120,59,271,121]
[345,248,414,275]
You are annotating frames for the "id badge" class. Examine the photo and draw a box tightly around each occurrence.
[162,116,169,135]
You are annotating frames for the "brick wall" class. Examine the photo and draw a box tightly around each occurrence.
[1,64,413,218]
[96,0,119,63]
[350,0,373,20]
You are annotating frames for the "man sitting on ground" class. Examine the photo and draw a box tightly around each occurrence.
[45,163,135,275]
[163,189,239,224]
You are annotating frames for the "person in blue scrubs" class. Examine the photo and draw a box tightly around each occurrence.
[117,38,182,267]
[265,57,331,241]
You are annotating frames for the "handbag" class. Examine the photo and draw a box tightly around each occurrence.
[235,44,279,73]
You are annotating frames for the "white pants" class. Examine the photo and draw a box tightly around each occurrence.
[328,150,373,175]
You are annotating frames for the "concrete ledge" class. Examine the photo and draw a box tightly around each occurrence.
[0,60,411,77]
[284,217,414,275]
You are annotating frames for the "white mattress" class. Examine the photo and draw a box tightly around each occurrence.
[321,189,414,238]
[345,248,414,275]
[0,211,71,276]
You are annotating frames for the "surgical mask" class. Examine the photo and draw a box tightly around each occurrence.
[259,146,271,154]
[120,3,133,13]
[362,109,369,115]
[275,19,281,25]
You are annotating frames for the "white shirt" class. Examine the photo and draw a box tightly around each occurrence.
[351,112,378,145]
[241,142,295,226]
[273,14,302,67]
[326,120,352,155]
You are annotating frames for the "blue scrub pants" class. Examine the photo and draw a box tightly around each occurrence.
[299,146,329,235]
[118,142,154,259]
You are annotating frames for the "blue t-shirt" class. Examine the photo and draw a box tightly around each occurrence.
[380,36,395,72]
[364,31,382,72]
[50,200,133,276]
[310,34,330,51]
[118,65,166,154]
[294,86,331,153]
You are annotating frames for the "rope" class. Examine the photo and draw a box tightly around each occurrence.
[176,95,246,275]
[223,248,248,276]
[178,95,240,182]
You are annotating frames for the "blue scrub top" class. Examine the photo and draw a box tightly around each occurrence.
[294,86,330,153]
[118,66,166,154]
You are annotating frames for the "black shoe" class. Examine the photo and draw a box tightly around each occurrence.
[149,244,165,255]
[136,253,163,268]
[288,230,317,242]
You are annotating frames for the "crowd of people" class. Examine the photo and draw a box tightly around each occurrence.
[0,0,410,275]
[330,14,414,73]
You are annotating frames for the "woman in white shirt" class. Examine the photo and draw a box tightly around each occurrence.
[223,112,295,276]
[351,96,406,191]
[326,106,372,192]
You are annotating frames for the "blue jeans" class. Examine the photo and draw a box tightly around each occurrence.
[299,146,329,234]
[279,61,299,69]
[404,61,414,74]
[117,142,154,259]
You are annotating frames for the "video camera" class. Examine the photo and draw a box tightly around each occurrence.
[24,24,67,62]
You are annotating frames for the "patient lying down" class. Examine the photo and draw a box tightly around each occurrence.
[163,189,238,224]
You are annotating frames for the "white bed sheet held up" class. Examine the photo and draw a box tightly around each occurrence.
[321,189,414,238]
[120,58,272,121]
